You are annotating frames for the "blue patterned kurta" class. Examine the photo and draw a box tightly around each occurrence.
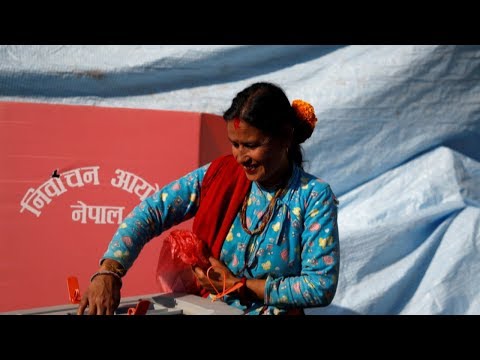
[102,161,340,315]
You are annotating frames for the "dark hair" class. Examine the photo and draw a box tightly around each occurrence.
[223,82,315,168]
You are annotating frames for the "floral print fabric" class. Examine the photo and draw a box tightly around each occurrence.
[102,162,339,315]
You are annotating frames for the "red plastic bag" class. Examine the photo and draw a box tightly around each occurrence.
[156,229,210,295]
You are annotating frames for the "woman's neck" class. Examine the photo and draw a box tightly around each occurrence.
[257,160,293,190]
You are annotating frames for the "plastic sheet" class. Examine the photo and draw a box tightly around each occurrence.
[156,229,210,294]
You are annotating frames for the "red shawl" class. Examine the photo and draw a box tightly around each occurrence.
[156,155,250,297]
[192,154,251,259]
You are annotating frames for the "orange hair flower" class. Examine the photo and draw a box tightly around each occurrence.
[292,99,317,130]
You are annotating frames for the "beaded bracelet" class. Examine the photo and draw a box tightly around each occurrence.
[90,270,123,286]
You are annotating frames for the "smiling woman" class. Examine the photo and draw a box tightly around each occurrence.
[78,81,340,315]
[227,120,289,188]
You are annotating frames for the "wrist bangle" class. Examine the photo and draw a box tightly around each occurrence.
[236,277,247,298]
[90,270,123,286]
[100,260,127,277]
[238,277,247,287]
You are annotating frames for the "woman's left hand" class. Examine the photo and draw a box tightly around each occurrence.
[192,256,238,295]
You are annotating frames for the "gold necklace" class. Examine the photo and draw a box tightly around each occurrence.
[240,185,285,235]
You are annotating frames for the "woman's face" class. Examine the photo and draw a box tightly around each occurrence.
[226,119,289,188]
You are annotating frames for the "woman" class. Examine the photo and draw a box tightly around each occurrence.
[77,82,340,315]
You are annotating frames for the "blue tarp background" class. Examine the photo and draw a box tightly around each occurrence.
[1,45,479,314]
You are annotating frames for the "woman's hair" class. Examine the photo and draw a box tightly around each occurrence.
[223,82,315,168]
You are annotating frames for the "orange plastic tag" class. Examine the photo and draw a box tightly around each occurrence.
[67,276,81,304]
[127,299,151,315]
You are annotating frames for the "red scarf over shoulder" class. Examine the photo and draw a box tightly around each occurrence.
[192,154,251,259]
[156,155,249,298]
[192,154,250,298]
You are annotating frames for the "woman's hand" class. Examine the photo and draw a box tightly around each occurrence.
[192,256,239,295]
[76,274,122,315]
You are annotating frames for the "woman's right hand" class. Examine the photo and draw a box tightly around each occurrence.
[76,274,122,315]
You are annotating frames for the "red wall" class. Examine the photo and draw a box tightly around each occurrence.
[0,101,230,312]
